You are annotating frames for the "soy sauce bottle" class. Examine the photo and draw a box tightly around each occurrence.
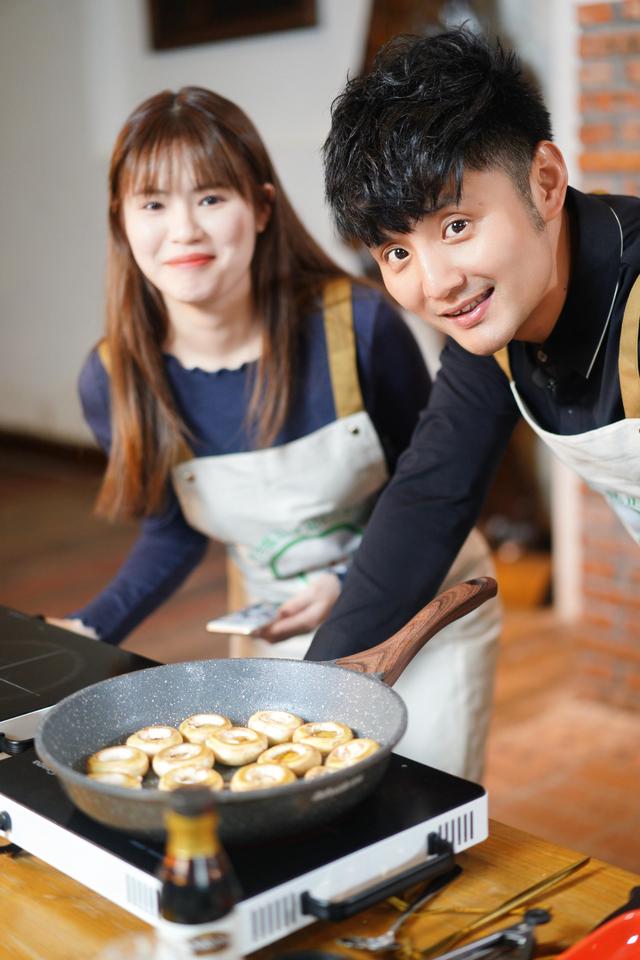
[156,788,242,958]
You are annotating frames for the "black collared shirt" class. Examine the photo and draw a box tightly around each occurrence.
[308,187,640,660]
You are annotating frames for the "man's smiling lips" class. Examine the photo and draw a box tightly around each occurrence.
[165,253,214,267]
[441,288,494,329]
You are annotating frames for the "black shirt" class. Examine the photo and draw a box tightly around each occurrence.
[307,187,640,660]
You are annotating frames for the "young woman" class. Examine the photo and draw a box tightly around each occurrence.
[48,87,500,779]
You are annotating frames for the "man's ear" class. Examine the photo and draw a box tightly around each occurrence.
[530,141,568,223]
[256,183,275,233]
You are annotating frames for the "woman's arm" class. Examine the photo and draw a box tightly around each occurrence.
[55,350,208,644]
[68,497,208,644]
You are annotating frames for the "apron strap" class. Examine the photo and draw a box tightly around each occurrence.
[97,339,194,463]
[322,278,364,418]
[619,275,640,419]
[493,346,512,381]
[97,338,111,371]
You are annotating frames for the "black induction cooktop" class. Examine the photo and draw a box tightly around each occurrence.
[0,605,155,731]
[0,747,484,900]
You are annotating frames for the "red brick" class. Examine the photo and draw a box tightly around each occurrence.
[580,31,640,57]
[580,60,615,86]
[579,659,615,681]
[622,176,640,193]
[581,636,640,666]
[621,118,640,140]
[616,643,640,663]
[623,0,640,20]
[582,534,626,556]
[579,638,619,659]
[624,677,640,699]
[585,584,640,608]
[580,121,615,144]
[626,58,640,82]
[580,149,640,171]
[580,90,640,111]
[579,2,616,24]
[583,559,617,578]
[583,609,616,627]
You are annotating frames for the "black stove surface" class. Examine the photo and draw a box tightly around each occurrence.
[0,749,484,899]
[0,605,155,723]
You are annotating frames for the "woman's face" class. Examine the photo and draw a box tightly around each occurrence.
[122,159,270,316]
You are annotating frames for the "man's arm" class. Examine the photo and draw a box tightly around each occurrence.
[305,342,520,659]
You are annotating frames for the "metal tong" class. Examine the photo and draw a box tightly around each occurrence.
[428,908,551,960]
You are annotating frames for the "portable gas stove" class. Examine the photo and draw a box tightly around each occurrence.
[0,607,489,955]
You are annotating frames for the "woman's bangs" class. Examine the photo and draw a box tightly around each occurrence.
[121,124,250,198]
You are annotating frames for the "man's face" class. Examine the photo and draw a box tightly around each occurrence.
[370,166,563,355]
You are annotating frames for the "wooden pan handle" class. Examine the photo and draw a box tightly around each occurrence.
[335,577,497,686]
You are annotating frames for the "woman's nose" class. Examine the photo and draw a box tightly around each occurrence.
[169,203,203,243]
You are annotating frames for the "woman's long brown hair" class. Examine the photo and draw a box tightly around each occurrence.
[97,87,346,520]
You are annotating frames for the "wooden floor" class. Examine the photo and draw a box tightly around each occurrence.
[2,440,639,874]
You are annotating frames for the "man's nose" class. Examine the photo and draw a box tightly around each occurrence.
[419,250,465,302]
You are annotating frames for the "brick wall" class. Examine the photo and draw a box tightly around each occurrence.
[576,1,640,708]
[579,485,640,706]
[578,0,640,196]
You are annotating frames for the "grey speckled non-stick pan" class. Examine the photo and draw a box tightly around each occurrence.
[35,578,496,841]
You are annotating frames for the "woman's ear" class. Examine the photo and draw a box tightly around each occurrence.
[529,141,568,223]
[256,182,275,233]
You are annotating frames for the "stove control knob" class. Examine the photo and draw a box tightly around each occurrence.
[0,811,11,834]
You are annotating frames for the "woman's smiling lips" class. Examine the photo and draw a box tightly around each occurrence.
[443,288,494,329]
[165,253,214,267]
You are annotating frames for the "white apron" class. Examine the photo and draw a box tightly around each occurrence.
[171,279,501,780]
[494,274,640,542]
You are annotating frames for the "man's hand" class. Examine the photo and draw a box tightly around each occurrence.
[255,573,341,642]
[45,616,99,640]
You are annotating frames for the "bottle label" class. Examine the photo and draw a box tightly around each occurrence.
[156,915,239,958]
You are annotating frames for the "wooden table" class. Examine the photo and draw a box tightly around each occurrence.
[1,820,637,960]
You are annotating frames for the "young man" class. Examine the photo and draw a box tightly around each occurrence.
[306,28,640,661]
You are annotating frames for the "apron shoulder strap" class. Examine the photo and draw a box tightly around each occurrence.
[493,346,512,381]
[96,339,194,463]
[619,274,640,419]
[322,278,364,418]
[97,338,111,372]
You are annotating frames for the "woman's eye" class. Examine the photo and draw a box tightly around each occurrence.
[142,200,163,211]
[385,247,410,264]
[444,219,469,238]
[200,194,221,206]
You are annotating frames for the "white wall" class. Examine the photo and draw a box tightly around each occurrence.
[0,0,371,442]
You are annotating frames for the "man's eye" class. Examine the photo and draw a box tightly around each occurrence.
[444,219,469,238]
[385,247,409,264]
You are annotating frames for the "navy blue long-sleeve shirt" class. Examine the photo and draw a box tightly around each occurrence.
[72,284,431,643]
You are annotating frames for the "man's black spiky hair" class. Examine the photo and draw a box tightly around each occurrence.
[323,28,552,247]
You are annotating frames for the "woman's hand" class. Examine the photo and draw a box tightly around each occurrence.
[255,573,341,642]
[45,617,99,640]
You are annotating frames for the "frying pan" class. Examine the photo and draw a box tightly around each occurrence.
[35,577,496,842]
